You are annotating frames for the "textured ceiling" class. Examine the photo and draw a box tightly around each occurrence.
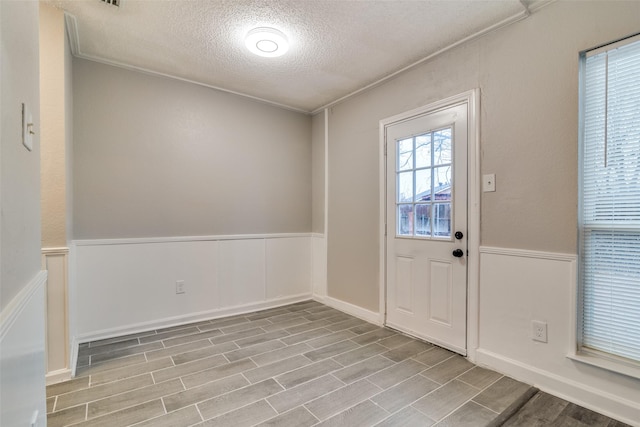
[48,0,532,113]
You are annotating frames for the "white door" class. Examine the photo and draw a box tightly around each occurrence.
[385,102,468,355]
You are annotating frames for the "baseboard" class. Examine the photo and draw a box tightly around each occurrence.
[46,368,72,385]
[0,270,48,342]
[320,296,383,325]
[475,348,640,427]
[76,293,313,344]
[69,336,79,378]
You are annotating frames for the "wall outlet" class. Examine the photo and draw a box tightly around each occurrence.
[532,320,547,343]
[175,280,185,294]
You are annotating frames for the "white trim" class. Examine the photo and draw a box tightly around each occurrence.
[67,6,538,117]
[479,246,577,262]
[74,233,312,247]
[70,336,79,378]
[0,270,48,342]
[76,293,312,344]
[63,12,80,56]
[45,368,72,385]
[41,247,70,255]
[310,233,325,239]
[378,109,387,325]
[319,296,383,326]
[311,11,530,115]
[476,348,640,427]
[63,12,309,116]
[568,351,640,381]
[465,89,481,362]
[42,249,71,378]
[379,89,480,359]
[324,108,329,240]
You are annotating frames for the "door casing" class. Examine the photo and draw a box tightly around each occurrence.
[378,90,481,361]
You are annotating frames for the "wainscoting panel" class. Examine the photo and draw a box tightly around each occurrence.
[73,235,312,341]
[265,237,311,299]
[476,247,640,425]
[42,247,70,384]
[217,239,266,307]
[0,271,48,427]
[311,234,327,299]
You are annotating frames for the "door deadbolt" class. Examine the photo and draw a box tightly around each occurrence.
[455,231,463,240]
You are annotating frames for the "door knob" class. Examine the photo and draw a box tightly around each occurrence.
[452,249,464,258]
[455,231,463,240]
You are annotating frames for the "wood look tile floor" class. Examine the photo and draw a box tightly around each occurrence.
[46,301,628,427]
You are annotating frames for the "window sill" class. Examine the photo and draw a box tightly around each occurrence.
[567,351,640,381]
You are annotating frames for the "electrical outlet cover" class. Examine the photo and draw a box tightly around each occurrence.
[532,320,547,343]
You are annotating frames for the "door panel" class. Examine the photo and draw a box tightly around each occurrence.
[395,256,415,314]
[385,102,468,354]
[429,260,453,325]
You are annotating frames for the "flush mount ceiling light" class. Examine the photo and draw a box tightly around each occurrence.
[245,27,289,58]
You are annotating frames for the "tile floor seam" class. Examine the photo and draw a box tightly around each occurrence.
[272,375,346,413]
[457,372,505,391]
[159,394,169,415]
[419,353,455,369]
[198,393,274,423]
[367,375,445,422]
[51,375,159,412]
[425,379,501,424]
[263,398,280,420]
[83,381,180,421]
[471,399,501,415]
[190,377,279,415]
[328,372,346,385]
[303,379,383,422]
[194,402,206,423]
[368,397,393,414]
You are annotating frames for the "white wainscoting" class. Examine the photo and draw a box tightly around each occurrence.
[476,247,640,426]
[311,234,327,299]
[73,234,312,342]
[42,247,71,384]
[0,270,48,427]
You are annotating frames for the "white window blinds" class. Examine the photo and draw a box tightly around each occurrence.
[580,36,640,363]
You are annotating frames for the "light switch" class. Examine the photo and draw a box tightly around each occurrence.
[22,103,34,151]
[483,174,496,192]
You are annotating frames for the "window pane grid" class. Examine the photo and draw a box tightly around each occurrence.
[580,37,640,363]
[396,128,452,239]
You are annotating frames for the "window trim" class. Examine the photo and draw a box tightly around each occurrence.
[574,33,640,379]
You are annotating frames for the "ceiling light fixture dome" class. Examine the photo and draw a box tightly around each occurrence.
[245,27,289,58]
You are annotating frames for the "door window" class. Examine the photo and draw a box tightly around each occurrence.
[396,127,453,239]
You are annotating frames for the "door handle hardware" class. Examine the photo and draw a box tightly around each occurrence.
[452,249,464,258]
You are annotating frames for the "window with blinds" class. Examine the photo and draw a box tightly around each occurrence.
[579,35,640,364]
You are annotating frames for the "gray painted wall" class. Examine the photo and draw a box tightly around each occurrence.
[0,2,47,427]
[73,59,312,239]
[0,0,42,311]
[311,110,325,234]
[327,1,640,311]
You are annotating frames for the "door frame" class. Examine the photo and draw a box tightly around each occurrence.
[378,89,481,361]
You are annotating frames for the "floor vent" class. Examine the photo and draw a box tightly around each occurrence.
[99,0,121,7]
